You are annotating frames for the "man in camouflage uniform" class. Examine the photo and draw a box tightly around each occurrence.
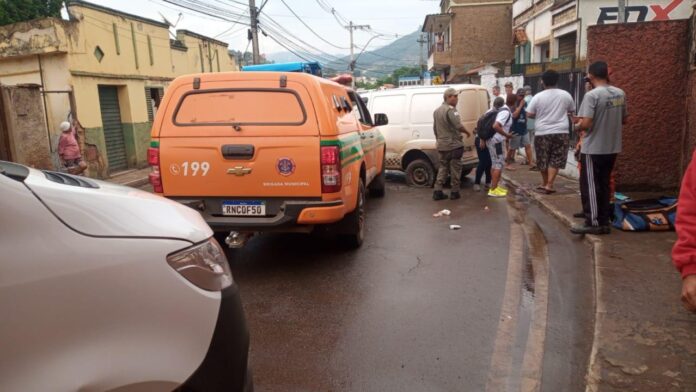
[433,88,471,200]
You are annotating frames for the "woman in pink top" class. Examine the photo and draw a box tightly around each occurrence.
[58,121,86,174]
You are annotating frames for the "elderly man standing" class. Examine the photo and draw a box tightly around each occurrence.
[433,88,472,201]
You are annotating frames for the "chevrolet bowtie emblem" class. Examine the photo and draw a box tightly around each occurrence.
[227,166,252,176]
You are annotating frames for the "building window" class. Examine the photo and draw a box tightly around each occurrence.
[94,46,105,62]
[538,42,550,62]
[145,87,164,122]
[556,32,577,59]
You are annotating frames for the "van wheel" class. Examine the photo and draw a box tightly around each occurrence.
[405,159,435,188]
[460,168,473,182]
[339,179,365,249]
[369,162,386,198]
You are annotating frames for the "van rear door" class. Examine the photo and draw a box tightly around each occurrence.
[155,77,322,198]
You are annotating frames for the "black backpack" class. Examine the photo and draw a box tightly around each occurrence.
[476,107,509,140]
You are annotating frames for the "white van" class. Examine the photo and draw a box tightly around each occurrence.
[362,85,489,187]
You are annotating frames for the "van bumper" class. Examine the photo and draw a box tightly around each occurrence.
[174,198,344,232]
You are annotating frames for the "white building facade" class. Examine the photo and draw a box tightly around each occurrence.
[513,0,694,65]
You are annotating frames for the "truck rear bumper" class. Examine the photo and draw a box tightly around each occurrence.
[172,197,344,232]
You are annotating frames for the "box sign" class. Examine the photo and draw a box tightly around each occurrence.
[590,0,691,24]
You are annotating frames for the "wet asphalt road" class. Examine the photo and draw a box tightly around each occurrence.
[225,176,593,392]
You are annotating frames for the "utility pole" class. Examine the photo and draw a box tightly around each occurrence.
[417,33,427,85]
[617,0,626,23]
[249,0,260,64]
[347,21,370,89]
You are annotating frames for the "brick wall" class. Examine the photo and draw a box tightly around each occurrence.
[450,4,514,73]
[687,71,696,165]
[587,20,689,191]
[685,13,696,174]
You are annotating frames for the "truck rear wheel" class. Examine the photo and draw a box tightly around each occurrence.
[405,159,435,188]
[339,179,365,249]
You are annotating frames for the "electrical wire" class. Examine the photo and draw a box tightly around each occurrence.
[278,0,349,50]
[214,8,249,38]
[159,0,251,25]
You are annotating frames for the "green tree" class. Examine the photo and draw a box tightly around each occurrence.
[0,0,64,26]
[228,50,273,67]
[375,66,422,87]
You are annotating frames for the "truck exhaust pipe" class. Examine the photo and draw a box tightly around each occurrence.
[224,231,252,248]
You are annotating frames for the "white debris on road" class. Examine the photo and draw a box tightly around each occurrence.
[433,209,452,217]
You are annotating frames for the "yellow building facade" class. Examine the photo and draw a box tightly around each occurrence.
[0,0,239,176]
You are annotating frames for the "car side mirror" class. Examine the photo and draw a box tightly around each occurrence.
[374,113,388,126]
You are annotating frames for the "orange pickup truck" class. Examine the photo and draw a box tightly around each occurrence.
[148,72,387,248]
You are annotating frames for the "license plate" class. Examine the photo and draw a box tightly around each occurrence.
[222,201,266,216]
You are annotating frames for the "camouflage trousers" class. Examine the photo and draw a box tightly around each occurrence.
[434,147,464,192]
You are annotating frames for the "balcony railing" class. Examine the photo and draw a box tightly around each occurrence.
[428,45,452,71]
[428,43,451,57]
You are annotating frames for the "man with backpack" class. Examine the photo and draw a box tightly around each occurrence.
[477,95,515,197]
[571,61,627,235]
[432,88,472,201]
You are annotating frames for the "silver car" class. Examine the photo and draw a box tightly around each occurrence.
[0,161,251,392]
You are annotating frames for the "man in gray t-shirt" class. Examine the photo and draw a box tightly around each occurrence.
[571,61,628,235]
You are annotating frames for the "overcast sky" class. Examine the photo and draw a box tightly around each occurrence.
[80,0,439,56]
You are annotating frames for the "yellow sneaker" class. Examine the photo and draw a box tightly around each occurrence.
[487,187,507,198]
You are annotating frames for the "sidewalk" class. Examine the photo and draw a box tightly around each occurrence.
[502,164,696,391]
[106,167,150,188]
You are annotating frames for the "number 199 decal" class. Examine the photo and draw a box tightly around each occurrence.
[181,161,210,176]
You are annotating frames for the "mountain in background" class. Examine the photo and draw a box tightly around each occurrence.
[264,51,306,64]
[264,29,422,77]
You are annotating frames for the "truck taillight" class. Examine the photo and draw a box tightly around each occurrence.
[147,147,159,166]
[148,142,163,193]
[321,145,341,193]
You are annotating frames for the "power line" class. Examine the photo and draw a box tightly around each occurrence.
[158,0,251,25]
[259,15,346,62]
[214,7,249,38]
[278,0,349,50]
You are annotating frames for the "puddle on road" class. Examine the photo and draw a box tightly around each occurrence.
[504,186,543,390]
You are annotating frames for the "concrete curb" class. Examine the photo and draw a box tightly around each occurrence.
[502,173,603,392]
[117,176,149,188]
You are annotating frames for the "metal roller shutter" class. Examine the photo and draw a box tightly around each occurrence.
[98,86,127,172]
[557,33,576,59]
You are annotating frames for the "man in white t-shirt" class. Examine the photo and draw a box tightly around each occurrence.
[526,69,576,194]
[486,94,515,197]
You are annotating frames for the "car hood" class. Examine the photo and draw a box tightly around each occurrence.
[23,169,212,243]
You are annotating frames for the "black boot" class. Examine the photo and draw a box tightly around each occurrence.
[433,190,447,201]
[570,225,611,235]
[573,212,585,218]
[450,191,461,200]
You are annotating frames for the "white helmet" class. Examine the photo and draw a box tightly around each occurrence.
[60,121,71,132]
